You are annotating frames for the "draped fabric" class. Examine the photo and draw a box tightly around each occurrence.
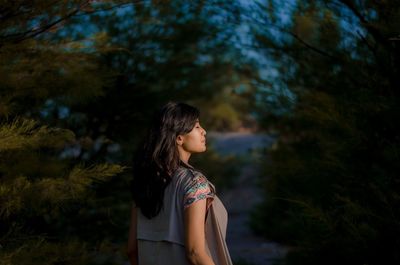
[136,164,232,265]
[205,195,233,265]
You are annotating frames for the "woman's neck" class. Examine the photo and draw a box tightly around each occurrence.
[178,146,191,164]
[180,159,193,169]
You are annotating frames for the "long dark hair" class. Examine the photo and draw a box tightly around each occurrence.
[131,102,200,219]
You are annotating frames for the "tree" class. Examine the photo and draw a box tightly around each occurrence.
[0,1,126,264]
[49,0,254,160]
[1,1,257,263]
[39,1,255,230]
[250,0,400,264]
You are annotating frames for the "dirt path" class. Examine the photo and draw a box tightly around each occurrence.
[210,132,288,265]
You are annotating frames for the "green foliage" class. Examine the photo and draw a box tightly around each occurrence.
[0,119,74,151]
[0,1,126,264]
[50,0,254,155]
[251,0,400,264]
[0,237,127,265]
[1,1,256,264]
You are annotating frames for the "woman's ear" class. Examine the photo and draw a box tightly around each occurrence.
[176,135,184,146]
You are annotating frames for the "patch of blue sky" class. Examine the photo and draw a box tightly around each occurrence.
[235,1,297,109]
[40,99,70,119]
[333,5,368,60]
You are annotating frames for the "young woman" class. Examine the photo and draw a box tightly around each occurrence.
[127,102,232,265]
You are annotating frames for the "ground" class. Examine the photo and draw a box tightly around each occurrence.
[209,131,288,265]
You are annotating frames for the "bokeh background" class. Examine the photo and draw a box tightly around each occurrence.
[1,1,399,264]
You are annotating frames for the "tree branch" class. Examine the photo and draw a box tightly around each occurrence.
[337,0,389,48]
[246,12,340,62]
[288,31,338,61]
[73,0,145,17]
[0,0,145,45]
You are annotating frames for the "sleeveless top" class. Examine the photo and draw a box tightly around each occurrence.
[136,164,233,265]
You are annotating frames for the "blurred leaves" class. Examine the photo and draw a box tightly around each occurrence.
[250,0,400,264]
[0,1,255,264]
[0,119,75,150]
[0,1,128,264]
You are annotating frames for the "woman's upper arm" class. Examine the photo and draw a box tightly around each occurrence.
[182,173,215,264]
[183,173,213,248]
[184,198,207,249]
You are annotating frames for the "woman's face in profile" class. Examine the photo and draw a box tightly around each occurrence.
[179,120,207,154]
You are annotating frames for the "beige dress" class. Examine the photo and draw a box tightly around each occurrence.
[136,165,232,265]
[204,193,233,265]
